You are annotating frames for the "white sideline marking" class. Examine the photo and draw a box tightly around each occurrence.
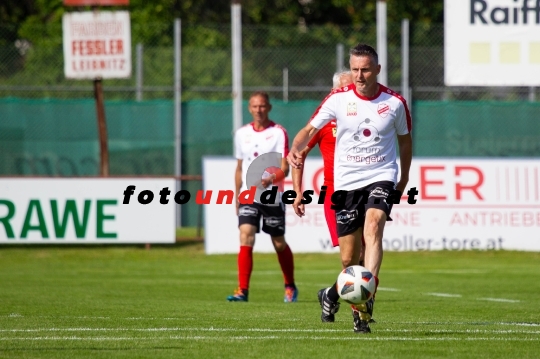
[0,336,538,342]
[388,322,540,327]
[430,269,487,274]
[4,316,538,327]
[477,298,520,303]
[2,327,539,334]
[383,329,540,334]
[377,287,400,292]
[425,292,462,298]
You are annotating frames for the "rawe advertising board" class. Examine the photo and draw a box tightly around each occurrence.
[0,178,175,244]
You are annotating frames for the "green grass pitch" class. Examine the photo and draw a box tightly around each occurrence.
[1,243,539,358]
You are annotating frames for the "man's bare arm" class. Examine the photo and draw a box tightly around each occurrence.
[287,124,319,169]
[235,159,243,213]
[291,147,312,217]
[396,133,412,193]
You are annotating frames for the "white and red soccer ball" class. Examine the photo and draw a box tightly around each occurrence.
[336,265,377,305]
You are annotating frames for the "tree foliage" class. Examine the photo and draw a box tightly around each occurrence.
[3,0,444,31]
[0,0,445,100]
[1,0,444,52]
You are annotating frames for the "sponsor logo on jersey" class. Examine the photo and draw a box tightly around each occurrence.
[266,134,274,140]
[377,103,390,118]
[239,206,258,217]
[369,187,389,199]
[352,118,380,145]
[347,102,357,116]
[336,209,358,224]
[346,154,387,164]
[368,187,390,207]
[264,216,284,227]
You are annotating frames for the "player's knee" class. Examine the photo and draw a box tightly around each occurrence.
[340,253,356,268]
[272,237,287,252]
[240,232,255,246]
[364,216,384,237]
[365,220,380,235]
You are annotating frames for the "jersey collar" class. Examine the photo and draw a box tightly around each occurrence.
[250,120,275,132]
[353,83,383,101]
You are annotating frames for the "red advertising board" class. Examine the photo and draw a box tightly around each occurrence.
[64,0,129,6]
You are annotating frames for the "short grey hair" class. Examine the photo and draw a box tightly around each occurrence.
[332,70,352,89]
[349,43,379,65]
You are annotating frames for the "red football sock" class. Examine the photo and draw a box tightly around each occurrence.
[276,244,295,286]
[238,246,253,290]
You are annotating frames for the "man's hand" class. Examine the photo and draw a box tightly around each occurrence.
[396,178,408,194]
[261,174,275,188]
[287,148,303,169]
[288,124,318,169]
[292,193,305,217]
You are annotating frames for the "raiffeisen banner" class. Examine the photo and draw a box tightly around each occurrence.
[203,157,540,253]
[445,0,540,86]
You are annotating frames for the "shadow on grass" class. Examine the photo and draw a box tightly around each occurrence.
[0,238,203,250]
[0,347,188,351]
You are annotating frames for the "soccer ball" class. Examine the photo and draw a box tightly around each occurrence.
[336,265,376,305]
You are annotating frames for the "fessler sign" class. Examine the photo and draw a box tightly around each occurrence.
[445,0,540,86]
[62,11,131,79]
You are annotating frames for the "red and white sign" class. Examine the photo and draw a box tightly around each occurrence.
[63,11,131,79]
[204,157,540,253]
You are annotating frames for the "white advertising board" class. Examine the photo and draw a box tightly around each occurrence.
[204,157,540,253]
[63,11,131,79]
[445,0,540,86]
[0,178,175,243]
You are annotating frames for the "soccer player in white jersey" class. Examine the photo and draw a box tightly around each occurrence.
[227,91,298,303]
[287,44,412,333]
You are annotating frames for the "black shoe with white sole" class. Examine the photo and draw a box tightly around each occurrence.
[317,287,340,322]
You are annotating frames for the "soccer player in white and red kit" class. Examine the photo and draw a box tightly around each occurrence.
[288,44,413,333]
[227,91,298,303]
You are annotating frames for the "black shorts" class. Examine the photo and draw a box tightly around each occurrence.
[332,181,395,237]
[238,202,286,237]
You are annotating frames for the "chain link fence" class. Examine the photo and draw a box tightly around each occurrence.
[2,20,539,227]
[2,21,537,101]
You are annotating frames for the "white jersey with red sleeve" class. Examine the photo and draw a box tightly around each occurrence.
[234,121,289,193]
[309,84,412,191]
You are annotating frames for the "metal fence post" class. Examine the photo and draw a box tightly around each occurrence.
[283,67,288,103]
[336,43,344,72]
[401,19,410,106]
[377,0,387,86]
[136,43,143,101]
[231,1,243,146]
[174,19,182,228]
